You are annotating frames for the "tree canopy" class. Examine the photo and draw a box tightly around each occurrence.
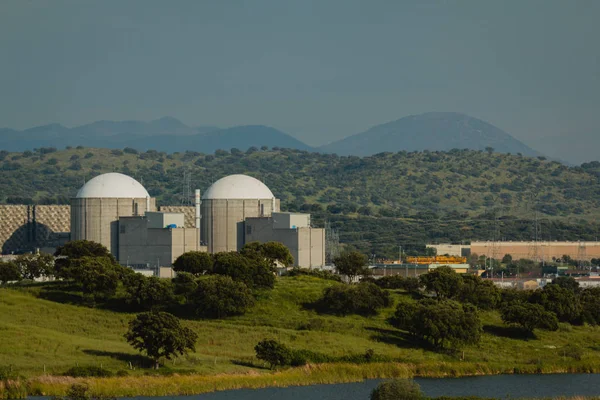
[172,251,213,276]
[333,251,369,282]
[419,266,463,301]
[124,311,198,369]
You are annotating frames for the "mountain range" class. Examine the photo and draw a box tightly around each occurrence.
[0,112,541,157]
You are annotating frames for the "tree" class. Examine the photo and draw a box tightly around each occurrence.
[213,251,275,289]
[333,251,369,282]
[54,240,115,279]
[124,311,197,369]
[419,266,463,300]
[501,254,513,264]
[319,282,391,316]
[390,299,482,348]
[77,257,120,302]
[0,261,21,284]
[371,379,423,400]
[549,276,580,294]
[529,284,582,323]
[580,287,600,326]
[242,241,294,267]
[191,275,255,318]
[172,272,198,302]
[172,252,213,276]
[458,274,500,310]
[500,302,559,335]
[254,339,292,369]
[15,252,55,280]
[124,274,175,311]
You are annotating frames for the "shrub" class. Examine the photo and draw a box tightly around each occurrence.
[370,379,423,400]
[192,275,255,318]
[390,299,482,349]
[63,366,114,377]
[319,282,391,316]
[500,301,559,334]
[173,252,213,276]
[254,339,292,369]
[286,267,342,282]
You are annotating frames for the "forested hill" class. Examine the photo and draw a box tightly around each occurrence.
[1,147,600,257]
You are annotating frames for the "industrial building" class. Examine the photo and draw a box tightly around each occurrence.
[1,172,325,269]
[428,241,600,262]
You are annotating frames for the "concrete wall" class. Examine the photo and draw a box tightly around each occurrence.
[471,241,600,262]
[71,197,156,258]
[201,198,280,253]
[158,206,195,228]
[245,217,325,267]
[1,204,70,254]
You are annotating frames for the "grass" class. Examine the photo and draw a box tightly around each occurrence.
[2,275,600,397]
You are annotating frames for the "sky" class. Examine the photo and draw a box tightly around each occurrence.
[1,0,598,164]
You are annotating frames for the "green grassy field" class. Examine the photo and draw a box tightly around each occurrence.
[1,276,600,396]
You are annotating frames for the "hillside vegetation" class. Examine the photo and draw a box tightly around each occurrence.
[1,275,600,398]
[1,147,600,257]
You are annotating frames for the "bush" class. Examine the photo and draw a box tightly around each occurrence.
[287,267,342,282]
[500,301,559,334]
[254,339,292,369]
[318,282,391,316]
[63,366,114,377]
[561,344,584,361]
[192,275,255,318]
[172,252,213,276]
[390,299,482,349]
[370,379,423,400]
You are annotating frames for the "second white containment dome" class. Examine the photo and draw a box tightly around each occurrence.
[201,174,279,253]
[202,174,274,200]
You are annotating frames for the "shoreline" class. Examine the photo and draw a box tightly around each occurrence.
[25,362,600,398]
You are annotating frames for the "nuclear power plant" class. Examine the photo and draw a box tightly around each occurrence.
[0,172,325,268]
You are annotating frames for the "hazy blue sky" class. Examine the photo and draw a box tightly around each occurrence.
[1,0,598,163]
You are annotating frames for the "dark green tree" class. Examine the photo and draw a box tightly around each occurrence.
[172,271,198,302]
[530,284,582,323]
[549,276,580,294]
[77,256,120,302]
[241,241,294,267]
[500,301,559,335]
[191,275,255,318]
[333,251,369,282]
[172,251,213,276]
[319,282,391,316]
[580,287,600,325]
[213,251,275,289]
[124,275,175,311]
[458,274,500,310]
[419,266,463,301]
[124,311,198,369]
[0,261,21,284]
[254,339,292,369]
[390,299,482,348]
[370,379,423,400]
[54,240,115,279]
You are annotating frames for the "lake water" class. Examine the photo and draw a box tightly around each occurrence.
[125,374,600,400]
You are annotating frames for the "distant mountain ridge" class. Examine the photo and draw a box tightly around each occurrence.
[319,112,541,157]
[0,117,311,154]
[1,112,541,158]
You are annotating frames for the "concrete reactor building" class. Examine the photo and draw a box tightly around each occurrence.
[70,173,156,257]
[201,174,280,253]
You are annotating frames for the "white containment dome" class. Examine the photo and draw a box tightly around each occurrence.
[76,172,150,199]
[202,174,274,200]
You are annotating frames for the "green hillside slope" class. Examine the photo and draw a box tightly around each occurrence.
[1,147,600,257]
[1,276,600,397]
